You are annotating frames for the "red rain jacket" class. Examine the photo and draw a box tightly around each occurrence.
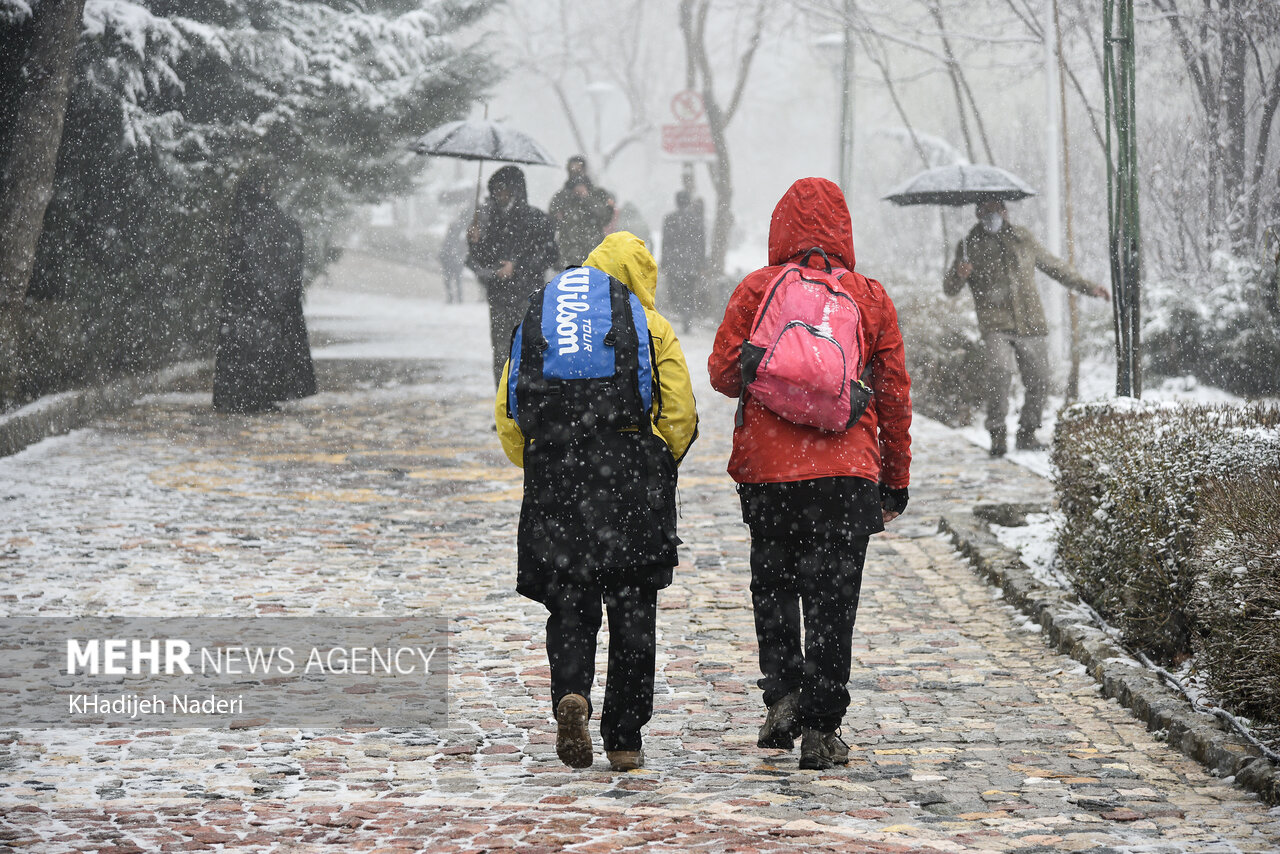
[708,177,912,488]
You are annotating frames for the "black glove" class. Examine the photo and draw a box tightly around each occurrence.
[880,485,909,516]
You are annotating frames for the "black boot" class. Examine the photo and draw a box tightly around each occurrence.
[989,429,1007,457]
[1016,428,1047,452]
[757,692,800,750]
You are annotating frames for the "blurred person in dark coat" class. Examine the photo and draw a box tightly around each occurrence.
[467,165,560,388]
[440,209,470,304]
[661,190,706,332]
[548,155,613,267]
[213,173,317,414]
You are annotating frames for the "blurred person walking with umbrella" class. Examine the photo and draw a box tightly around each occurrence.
[884,164,1108,456]
[466,166,559,388]
[411,119,559,387]
[944,200,1109,456]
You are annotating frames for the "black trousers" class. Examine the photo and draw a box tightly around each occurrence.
[740,477,878,733]
[750,533,868,732]
[545,581,658,751]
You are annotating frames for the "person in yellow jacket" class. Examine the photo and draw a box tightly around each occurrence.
[495,231,698,772]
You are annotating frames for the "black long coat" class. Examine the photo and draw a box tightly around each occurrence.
[213,190,317,413]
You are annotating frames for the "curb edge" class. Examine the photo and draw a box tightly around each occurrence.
[0,361,210,459]
[939,512,1280,807]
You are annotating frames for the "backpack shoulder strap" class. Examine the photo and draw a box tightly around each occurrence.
[512,287,549,433]
[604,277,652,431]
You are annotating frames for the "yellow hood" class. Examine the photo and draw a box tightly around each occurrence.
[584,231,657,311]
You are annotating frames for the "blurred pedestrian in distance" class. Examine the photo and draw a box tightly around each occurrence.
[943,199,1109,456]
[708,177,912,771]
[213,171,317,414]
[661,190,707,332]
[466,165,559,388]
[495,231,698,772]
[548,155,614,267]
[439,209,469,304]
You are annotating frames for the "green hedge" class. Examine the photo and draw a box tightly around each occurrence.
[1191,472,1280,746]
[1053,401,1280,746]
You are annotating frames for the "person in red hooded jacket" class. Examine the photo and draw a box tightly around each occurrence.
[708,177,912,770]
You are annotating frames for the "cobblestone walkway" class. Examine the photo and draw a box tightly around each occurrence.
[1,291,1278,852]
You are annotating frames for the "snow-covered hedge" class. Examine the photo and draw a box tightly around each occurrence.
[1192,473,1280,747]
[1053,401,1280,743]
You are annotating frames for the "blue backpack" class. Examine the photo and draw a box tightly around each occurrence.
[507,266,654,440]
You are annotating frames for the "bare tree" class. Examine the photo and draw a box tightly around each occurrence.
[1149,0,1280,250]
[0,0,86,402]
[506,0,657,178]
[678,0,770,276]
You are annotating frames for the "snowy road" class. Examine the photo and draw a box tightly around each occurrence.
[1,283,1278,852]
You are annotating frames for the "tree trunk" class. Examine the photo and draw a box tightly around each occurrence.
[0,0,86,403]
[1219,0,1249,247]
[704,100,735,277]
[678,0,764,277]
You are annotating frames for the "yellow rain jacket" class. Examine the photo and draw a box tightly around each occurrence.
[494,231,699,468]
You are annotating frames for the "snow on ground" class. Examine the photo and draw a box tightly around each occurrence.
[989,512,1066,591]
[956,356,1265,480]
[306,287,490,364]
[0,390,77,426]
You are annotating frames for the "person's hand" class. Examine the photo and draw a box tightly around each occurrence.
[573,184,589,199]
[496,260,515,279]
[956,261,974,280]
[1090,283,1111,300]
[880,485,909,525]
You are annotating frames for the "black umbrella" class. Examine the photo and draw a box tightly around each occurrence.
[411,119,557,208]
[882,163,1036,207]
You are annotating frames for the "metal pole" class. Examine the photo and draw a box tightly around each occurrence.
[1044,0,1065,372]
[1103,0,1141,398]
[1053,0,1081,400]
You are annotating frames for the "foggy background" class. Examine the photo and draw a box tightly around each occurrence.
[3,0,1277,413]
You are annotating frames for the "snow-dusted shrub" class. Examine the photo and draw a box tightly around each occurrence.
[1146,250,1280,396]
[1053,401,1280,664]
[892,282,983,427]
[1191,472,1280,749]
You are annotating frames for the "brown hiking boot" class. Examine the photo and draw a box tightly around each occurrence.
[555,693,593,769]
[798,728,850,770]
[606,749,644,771]
[757,692,801,749]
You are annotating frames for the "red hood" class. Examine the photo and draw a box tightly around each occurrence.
[767,177,856,269]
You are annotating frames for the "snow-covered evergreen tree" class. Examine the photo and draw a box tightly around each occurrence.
[6,0,495,392]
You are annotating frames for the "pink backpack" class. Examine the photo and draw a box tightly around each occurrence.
[739,248,872,432]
